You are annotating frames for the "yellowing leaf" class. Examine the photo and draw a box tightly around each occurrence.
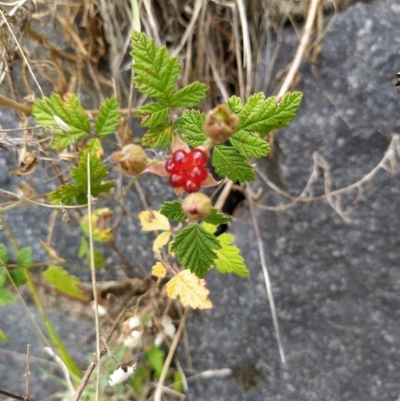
[201,222,218,234]
[139,211,170,231]
[166,270,212,309]
[42,266,88,301]
[80,208,114,243]
[40,241,66,262]
[153,231,172,252]
[152,262,167,278]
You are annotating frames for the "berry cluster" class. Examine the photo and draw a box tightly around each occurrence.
[165,149,208,193]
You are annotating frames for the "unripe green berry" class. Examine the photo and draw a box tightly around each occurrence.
[182,193,212,221]
[203,105,239,143]
[113,144,148,176]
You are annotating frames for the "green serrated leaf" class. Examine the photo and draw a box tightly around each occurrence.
[130,365,149,395]
[204,209,231,225]
[10,268,27,286]
[173,371,184,393]
[137,103,170,128]
[131,31,180,103]
[229,131,271,158]
[236,92,303,137]
[0,329,9,343]
[48,184,84,206]
[171,225,220,278]
[85,248,106,269]
[214,233,249,276]
[160,201,186,222]
[145,345,165,379]
[0,288,15,306]
[142,123,172,148]
[175,110,206,147]
[42,266,88,300]
[0,267,6,288]
[17,247,32,269]
[95,97,121,137]
[259,91,303,133]
[212,145,255,182]
[84,138,104,158]
[227,95,243,114]
[201,222,218,234]
[32,93,90,149]
[78,236,88,258]
[0,244,8,265]
[49,154,113,205]
[171,82,208,107]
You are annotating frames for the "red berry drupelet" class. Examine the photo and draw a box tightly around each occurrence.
[166,148,208,193]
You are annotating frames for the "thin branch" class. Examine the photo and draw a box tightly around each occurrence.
[0,9,44,97]
[154,307,189,401]
[24,344,31,400]
[86,154,101,401]
[277,0,320,98]
[246,183,286,364]
[0,388,37,401]
[256,134,400,212]
[0,94,31,114]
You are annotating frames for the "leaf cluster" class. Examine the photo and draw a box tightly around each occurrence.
[178,92,303,182]
[49,154,113,205]
[32,95,120,150]
[131,31,208,148]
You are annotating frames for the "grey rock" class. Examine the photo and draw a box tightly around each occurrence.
[184,1,400,400]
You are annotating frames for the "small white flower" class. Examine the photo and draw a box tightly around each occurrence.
[119,316,143,348]
[160,315,176,339]
[108,359,137,386]
[90,301,107,317]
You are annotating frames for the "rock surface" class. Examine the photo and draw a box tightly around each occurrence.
[184,0,400,400]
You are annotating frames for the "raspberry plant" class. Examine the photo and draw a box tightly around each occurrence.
[29,30,303,309]
[0,29,302,391]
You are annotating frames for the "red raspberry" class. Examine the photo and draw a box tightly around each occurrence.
[171,149,189,168]
[189,166,208,182]
[166,148,209,192]
[188,149,207,167]
[165,158,177,173]
[184,179,201,193]
[169,173,187,188]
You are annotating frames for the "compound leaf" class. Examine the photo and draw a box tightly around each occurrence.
[142,123,173,148]
[32,93,90,149]
[49,154,113,205]
[171,82,208,107]
[136,103,170,128]
[229,131,271,158]
[171,224,220,278]
[95,97,121,137]
[227,95,243,114]
[0,288,14,306]
[42,265,88,300]
[212,145,255,182]
[166,269,212,309]
[0,244,8,265]
[175,110,206,147]
[131,31,180,103]
[214,233,249,276]
[17,247,32,269]
[160,201,186,222]
[204,209,231,225]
